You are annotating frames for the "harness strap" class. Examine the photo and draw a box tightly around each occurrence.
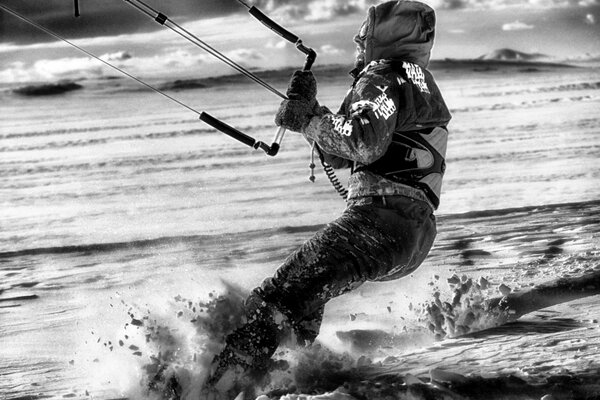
[355,127,446,208]
[386,128,446,180]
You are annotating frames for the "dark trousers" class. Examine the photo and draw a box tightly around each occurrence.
[255,195,437,343]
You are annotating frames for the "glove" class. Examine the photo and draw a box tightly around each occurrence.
[286,70,316,103]
[275,100,314,132]
[275,71,317,132]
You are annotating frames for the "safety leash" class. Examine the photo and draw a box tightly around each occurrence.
[310,144,349,200]
[236,1,347,198]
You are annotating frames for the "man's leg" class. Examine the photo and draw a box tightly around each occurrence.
[257,197,436,323]
[207,196,436,385]
[290,305,325,346]
[205,293,282,387]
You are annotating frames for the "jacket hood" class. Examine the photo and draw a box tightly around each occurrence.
[357,1,436,68]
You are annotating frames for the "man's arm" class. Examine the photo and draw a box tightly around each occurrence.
[301,104,353,169]
[303,71,400,165]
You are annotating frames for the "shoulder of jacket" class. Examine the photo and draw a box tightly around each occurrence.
[354,60,403,88]
[388,60,439,95]
[360,60,396,76]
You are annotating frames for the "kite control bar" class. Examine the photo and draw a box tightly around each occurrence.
[201,2,317,156]
[244,4,317,71]
[203,0,318,157]
[117,0,316,157]
[71,0,316,157]
[199,112,285,156]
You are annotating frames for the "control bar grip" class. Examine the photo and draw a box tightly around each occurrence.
[200,112,255,148]
[248,6,299,44]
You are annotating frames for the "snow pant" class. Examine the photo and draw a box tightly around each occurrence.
[253,194,437,344]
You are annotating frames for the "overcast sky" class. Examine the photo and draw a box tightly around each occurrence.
[0,0,598,83]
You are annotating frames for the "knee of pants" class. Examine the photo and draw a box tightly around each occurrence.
[375,213,437,281]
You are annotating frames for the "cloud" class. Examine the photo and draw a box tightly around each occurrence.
[0,12,299,84]
[578,0,600,6]
[430,0,600,9]
[265,40,288,49]
[0,14,268,58]
[319,44,345,55]
[0,61,42,83]
[250,0,378,22]
[304,0,369,21]
[502,20,535,30]
[0,46,266,84]
[0,0,241,45]
[564,51,600,61]
[156,49,210,70]
[0,24,179,55]
[3,0,598,50]
[226,48,265,63]
[585,13,596,24]
[102,51,133,62]
[426,0,470,9]
[32,57,104,81]
[251,0,600,14]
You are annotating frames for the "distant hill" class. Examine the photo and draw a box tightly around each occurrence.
[154,64,354,92]
[478,48,549,62]
[148,54,575,93]
[13,81,83,96]
[429,48,574,72]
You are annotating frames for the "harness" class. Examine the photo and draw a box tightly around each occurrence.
[355,126,447,208]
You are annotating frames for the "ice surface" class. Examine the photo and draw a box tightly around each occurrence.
[1,63,600,399]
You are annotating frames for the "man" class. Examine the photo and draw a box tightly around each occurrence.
[206,0,451,388]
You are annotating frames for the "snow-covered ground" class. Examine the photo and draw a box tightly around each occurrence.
[1,61,599,399]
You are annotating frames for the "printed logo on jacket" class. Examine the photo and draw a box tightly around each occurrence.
[403,62,430,94]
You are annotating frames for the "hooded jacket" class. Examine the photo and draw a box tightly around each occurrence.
[361,0,436,68]
[303,0,451,209]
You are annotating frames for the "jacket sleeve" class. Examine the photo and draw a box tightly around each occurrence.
[301,104,353,169]
[302,70,400,165]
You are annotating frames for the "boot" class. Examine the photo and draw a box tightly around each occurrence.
[205,293,282,387]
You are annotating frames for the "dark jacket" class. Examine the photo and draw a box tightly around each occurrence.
[303,0,451,209]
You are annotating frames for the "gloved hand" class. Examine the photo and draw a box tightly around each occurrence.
[286,70,317,102]
[275,70,317,132]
